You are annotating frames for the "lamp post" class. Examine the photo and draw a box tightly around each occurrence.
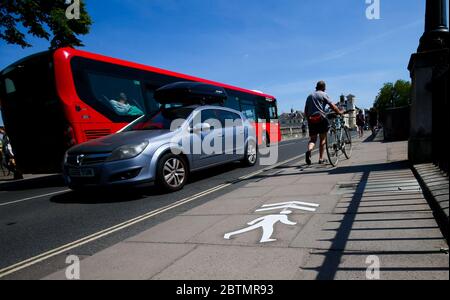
[418,0,449,52]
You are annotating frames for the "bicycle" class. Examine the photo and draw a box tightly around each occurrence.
[325,110,354,167]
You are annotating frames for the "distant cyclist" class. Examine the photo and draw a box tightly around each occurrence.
[304,81,343,165]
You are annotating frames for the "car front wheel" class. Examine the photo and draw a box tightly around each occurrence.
[156,153,188,192]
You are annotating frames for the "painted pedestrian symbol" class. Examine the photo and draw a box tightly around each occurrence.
[224,211,297,243]
[224,201,319,243]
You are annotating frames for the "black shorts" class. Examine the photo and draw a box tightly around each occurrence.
[308,118,330,136]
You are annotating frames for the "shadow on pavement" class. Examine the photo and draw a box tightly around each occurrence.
[0,175,65,192]
[303,162,446,279]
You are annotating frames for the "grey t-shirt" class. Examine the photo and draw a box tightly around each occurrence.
[304,91,333,118]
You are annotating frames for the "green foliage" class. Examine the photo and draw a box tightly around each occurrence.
[0,0,92,49]
[374,80,411,111]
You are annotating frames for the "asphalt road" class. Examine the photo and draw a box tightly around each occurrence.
[0,137,312,279]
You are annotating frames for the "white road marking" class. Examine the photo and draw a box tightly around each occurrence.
[256,205,317,213]
[261,201,320,208]
[0,190,70,207]
[0,150,312,278]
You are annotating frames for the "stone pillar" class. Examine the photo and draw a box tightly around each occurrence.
[408,0,449,164]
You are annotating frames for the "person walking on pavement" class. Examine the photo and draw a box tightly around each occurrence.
[356,110,366,139]
[1,127,23,180]
[304,81,344,165]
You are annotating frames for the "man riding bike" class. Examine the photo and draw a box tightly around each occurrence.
[304,81,344,165]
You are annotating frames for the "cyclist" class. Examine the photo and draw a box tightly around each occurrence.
[304,81,344,165]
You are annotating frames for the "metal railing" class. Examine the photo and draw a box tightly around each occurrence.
[280,126,308,139]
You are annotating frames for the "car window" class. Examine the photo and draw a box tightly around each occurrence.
[125,107,194,131]
[198,109,222,129]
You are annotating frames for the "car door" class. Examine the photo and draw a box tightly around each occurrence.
[190,108,226,169]
[218,110,245,161]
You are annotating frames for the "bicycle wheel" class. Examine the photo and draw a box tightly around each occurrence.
[326,129,339,167]
[343,127,353,159]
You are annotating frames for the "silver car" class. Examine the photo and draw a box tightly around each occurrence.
[63,105,258,192]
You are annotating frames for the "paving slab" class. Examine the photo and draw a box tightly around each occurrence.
[244,173,301,187]
[182,195,269,216]
[218,186,275,199]
[296,173,355,184]
[334,201,432,214]
[296,249,449,280]
[266,183,336,197]
[127,215,227,243]
[339,196,428,205]
[153,245,309,280]
[289,213,447,252]
[44,243,196,280]
[339,191,424,200]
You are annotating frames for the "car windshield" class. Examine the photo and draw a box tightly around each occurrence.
[124,107,194,131]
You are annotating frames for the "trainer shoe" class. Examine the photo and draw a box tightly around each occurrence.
[305,151,312,165]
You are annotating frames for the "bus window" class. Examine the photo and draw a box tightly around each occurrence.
[86,72,145,118]
[224,91,241,111]
[145,88,161,114]
[255,96,268,122]
[4,78,16,94]
[268,101,278,119]
[72,57,147,123]
[240,100,257,122]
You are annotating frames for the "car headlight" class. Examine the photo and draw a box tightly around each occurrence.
[106,141,149,162]
[63,151,69,164]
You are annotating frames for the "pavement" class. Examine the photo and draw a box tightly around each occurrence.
[42,133,449,280]
[0,137,311,279]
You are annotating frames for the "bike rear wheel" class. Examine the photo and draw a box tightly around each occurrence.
[343,127,353,159]
[326,129,339,167]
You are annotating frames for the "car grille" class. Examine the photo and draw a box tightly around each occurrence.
[67,153,110,166]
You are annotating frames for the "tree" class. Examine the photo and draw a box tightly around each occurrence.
[374,80,411,111]
[0,0,92,49]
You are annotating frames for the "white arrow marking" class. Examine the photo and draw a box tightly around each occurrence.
[256,205,317,213]
[260,201,320,208]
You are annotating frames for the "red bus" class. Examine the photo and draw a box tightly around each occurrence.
[0,48,280,173]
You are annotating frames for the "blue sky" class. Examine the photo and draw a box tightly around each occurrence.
[0,0,427,119]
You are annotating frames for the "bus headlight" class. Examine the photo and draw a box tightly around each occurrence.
[106,141,149,162]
